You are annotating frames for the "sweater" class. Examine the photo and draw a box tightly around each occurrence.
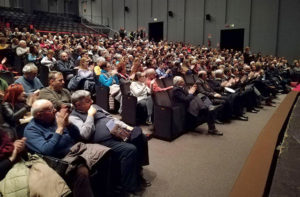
[14,76,44,93]
[130,81,150,101]
[24,119,78,158]
[38,87,71,109]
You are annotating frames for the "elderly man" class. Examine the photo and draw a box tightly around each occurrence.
[38,71,71,109]
[56,51,75,80]
[208,69,248,121]
[24,99,110,197]
[14,63,44,93]
[172,76,222,135]
[145,68,173,92]
[69,90,150,194]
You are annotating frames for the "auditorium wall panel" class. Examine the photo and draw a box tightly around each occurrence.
[184,0,204,45]
[277,0,300,63]
[124,0,138,32]
[250,0,278,56]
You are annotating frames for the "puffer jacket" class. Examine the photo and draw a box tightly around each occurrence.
[0,154,71,197]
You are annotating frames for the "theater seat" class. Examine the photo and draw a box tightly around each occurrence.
[120,81,147,126]
[95,85,110,111]
[152,91,186,141]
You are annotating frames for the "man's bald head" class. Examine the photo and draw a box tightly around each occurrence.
[31,99,53,117]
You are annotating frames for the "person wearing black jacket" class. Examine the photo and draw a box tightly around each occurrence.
[1,84,38,129]
[172,76,222,135]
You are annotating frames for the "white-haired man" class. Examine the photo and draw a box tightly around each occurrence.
[69,90,150,195]
[172,76,222,135]
[14,63,44,93]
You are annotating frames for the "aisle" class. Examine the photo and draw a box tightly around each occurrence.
[141,95,285,197]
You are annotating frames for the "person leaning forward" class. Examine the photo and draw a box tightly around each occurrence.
[24,99,110,197]
[68,90,150,195]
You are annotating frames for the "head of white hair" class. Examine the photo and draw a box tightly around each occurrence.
[23,63,38,74]
[71,90,91,106]
[214,69,224,78]
[173,76,184,86]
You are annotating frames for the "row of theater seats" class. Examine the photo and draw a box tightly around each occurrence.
[95,74,201,141]
[0,6,95,34]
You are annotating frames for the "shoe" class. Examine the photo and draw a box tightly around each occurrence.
[145,120,152,125]
[248,109,259,113]
[208,129,223,136]
[215,119,224,124]
[236,116,248,121]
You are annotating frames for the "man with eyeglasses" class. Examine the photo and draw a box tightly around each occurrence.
[24,99,110,197]
[38,71,71,110]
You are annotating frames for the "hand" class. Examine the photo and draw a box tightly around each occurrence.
[189,85,196,94]
[9,137,26,162]
[166,69,171,74]
[27,91,39,106]
[111,70,118,75]
[56,109,69,134]
[88,105,97,116]
[1,57,7,64]
[214,93,221,98]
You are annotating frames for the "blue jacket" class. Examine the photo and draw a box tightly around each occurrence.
[99,70,119,87]
[24,119,80,158]
[14,76,44,94]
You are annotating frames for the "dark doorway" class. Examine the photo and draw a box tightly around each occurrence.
[220,29,244,51]
[149,22,163,42]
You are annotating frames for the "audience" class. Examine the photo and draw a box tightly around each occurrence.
[24,99,109,197]
[0,24,296,196]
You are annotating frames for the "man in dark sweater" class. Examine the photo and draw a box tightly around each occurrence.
[69,90,150,195]
[172,76,222,135]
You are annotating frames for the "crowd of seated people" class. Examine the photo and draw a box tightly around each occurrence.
[0,25,298,196]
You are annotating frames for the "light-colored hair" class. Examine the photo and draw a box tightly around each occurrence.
[71,90,91,106]
[173,76,183,86]
[31,99,52,117]
[23,63,38,74]
[145,68,155,76]
[214,69,224,78]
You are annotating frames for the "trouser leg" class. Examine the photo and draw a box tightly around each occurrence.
[101,139,138,192]
[69,165,94,197]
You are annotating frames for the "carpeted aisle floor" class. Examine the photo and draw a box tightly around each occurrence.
[141,94,285,197]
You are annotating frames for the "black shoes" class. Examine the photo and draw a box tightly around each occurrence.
[248,108,260,113]
[208,129,223,136]
[235,115,248,121]
[215,119,224,124]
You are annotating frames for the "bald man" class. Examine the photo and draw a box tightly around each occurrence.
[24,99,100,197]
[56,51,75,80]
